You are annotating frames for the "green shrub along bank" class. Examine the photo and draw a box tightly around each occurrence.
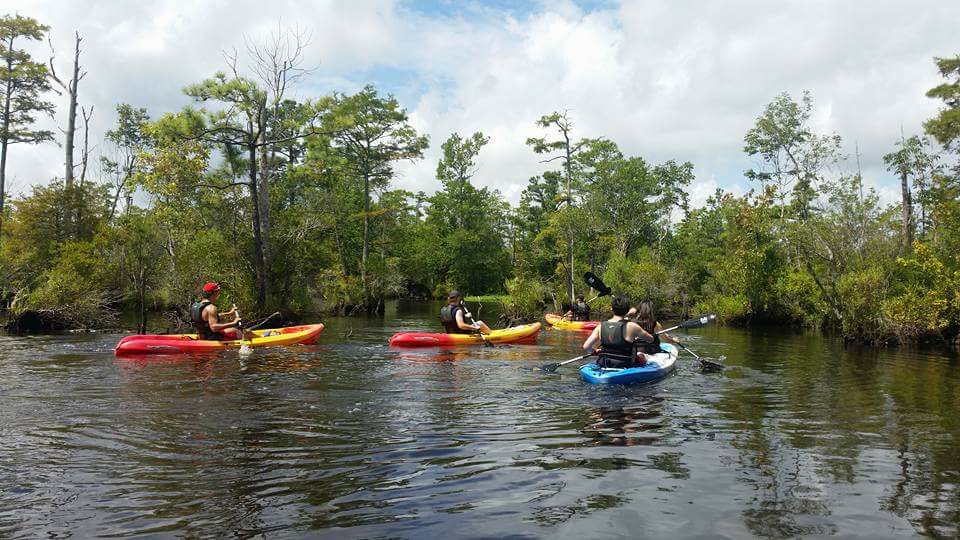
[1,15,959,346]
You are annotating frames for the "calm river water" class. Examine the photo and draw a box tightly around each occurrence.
[1,300,959,538]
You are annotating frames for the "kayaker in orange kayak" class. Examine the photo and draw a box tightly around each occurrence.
[190,282,244,340]
[439,290,491,335]
[562,294,591,321]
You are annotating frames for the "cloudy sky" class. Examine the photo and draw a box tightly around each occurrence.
[5,0,958,207]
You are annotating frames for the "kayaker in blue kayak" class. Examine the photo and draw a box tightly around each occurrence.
[628,300,682,358]
[440,290,491,335]
[190,282,244,340]
[582,295,656,367]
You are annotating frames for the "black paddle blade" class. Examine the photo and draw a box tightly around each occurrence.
[541,362,561,373]
[700,356,726,372]
[680,313,716,329]
[583,272,611,296]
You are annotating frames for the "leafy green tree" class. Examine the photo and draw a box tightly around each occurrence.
[581,139,692,257]
[325,85,428,298]
[514,173,561,277]
[422,132,510,294]
[104,211,168,333]
[527,111,591,304]
[924,55,960,151]
[179,58,325,308]
[0,15,55,239]
[743,91,842,222]
[102,104,151,221]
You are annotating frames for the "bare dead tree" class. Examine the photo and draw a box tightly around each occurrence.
[49,31,87,189]
[76,105,93,237]
[242,23,313,259]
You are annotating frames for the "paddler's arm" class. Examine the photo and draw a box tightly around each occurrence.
[455,309,475,332]
[628,322,655,343]
[582,325,601,353]
[654,322,680,344]
[206,304,240,333]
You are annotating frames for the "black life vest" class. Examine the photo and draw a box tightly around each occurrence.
[640,332,662,354]
[599,319,635,368]
[637,321,663,355]
[190,300,224,340]
[440,303,470,334]
[572,301,590,321]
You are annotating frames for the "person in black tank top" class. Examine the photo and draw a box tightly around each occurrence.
[581,295,656,368]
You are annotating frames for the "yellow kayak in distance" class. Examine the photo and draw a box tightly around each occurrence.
[544,313,599,332]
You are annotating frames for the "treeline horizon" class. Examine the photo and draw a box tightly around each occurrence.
[1,15,959,347]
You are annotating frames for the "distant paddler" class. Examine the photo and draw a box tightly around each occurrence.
[562,294,591,321]
[439,290,492,335]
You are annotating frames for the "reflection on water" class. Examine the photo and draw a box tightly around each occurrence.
[583,400,667,447]
[0,304,959,537]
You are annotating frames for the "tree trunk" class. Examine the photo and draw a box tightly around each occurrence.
[248,143,269,309]
[564,132,575,305]
[257,133,271,254]
[900,171,913,252]
[1,43,13,241]
[361,171,370,293]
[0,139,7,241]
[108,173,128,222]
[138,271,147,335]
[76,106,92,238]
[63,33,82,190]
[333,219,350,276]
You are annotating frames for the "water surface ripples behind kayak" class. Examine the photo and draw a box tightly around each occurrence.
[1,303,959,538]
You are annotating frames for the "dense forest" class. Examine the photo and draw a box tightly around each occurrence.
[1,14,959,346]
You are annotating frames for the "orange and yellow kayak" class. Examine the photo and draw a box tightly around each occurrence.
[114,324,325,355]
[389,322,541,347]
[545,313,599,332]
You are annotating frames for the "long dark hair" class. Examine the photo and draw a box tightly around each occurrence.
[636,301,657,333]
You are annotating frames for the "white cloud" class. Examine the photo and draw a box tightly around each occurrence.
[3,0,957,209]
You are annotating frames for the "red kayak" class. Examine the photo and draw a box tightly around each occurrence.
[114,324,325,355]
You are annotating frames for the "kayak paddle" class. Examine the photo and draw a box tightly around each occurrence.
[236,308,252,357]
[461,301,495,348]
[583,272,612,300]
[674,341,725,371]
[246,311,281,331]
[542,352,597,373]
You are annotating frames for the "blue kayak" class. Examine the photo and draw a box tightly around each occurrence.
[579,343,679,385]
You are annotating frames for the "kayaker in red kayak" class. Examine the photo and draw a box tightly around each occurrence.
[582,295,656,368]
[190,282,244,340]
[563,294,591,321]
[440,290,491,335]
